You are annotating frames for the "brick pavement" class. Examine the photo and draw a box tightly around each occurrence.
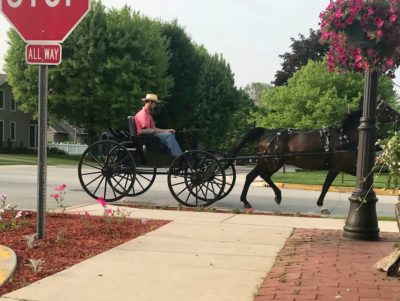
[255,229,400,301]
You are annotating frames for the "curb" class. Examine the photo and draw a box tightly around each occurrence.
[253,181,399,196]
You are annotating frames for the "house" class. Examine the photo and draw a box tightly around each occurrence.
[48,121,87,144]
[0,74,38,149]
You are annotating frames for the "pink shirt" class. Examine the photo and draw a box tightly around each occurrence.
[134,107,155,135]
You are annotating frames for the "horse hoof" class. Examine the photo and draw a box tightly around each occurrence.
[317,200,323,207]
[242,202,252,209]
[320,208,331,215]
[274,196,281,205]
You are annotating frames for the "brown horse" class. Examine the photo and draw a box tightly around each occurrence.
[227,100,400,211]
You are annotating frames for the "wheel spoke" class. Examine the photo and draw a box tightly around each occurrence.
[176,183,193,197]
[93,176,105,196]
[208,181,218,198]
[137,173,152,182]
[82,161,102,170]
[85,173,104,187]
[88,152,103,167]
[198,184,208,200]
[96,144,107,166]
[136,177,145,190]
[110,174,128,192]
[81,171,103,176]
[184,189,191,204]
[195,186,199,207]
[171,180,186,187]
[103,177,108,199]
[108,178,118,199]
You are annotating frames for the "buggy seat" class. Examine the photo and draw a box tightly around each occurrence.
[126,116,172,166]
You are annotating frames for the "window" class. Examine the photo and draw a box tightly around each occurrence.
[10,121,16,141]
[10,97,16,111]
[29,124,38,148]
[0,120,3,141]
[0,90,4,110]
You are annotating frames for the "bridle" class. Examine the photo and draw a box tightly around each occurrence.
[376,100,400,126]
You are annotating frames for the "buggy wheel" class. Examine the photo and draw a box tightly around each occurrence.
[120,141,157,196]
[217,161,236,200]
[167,151,226,207]
[78,140,135,202]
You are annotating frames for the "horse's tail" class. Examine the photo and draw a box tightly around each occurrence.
[226,127,267,157]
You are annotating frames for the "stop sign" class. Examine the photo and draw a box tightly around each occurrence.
[0,0,91,43]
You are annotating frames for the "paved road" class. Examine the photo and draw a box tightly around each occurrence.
[0,165,397,217]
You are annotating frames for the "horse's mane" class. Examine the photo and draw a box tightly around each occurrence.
[339,109,361,132]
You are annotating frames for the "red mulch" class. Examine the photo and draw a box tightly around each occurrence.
[0,211,169,296]
[255,229,400,301]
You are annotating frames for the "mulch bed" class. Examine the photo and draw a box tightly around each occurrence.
[0,211,169,296]
[255,229,400,301]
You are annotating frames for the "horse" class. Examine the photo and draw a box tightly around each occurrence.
[227,100,400,212]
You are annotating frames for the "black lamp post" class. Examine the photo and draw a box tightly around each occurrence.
[343,68,380,241]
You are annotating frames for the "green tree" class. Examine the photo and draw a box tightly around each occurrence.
[253,60,396,129]
[222,89,255,150]
[5,1,172,141]
[155,20,202,132]
[192,47,244,150]
[273,29,329,86]
[243,82,271,106]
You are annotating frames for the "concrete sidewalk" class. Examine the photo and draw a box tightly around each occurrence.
[1,205,399,301]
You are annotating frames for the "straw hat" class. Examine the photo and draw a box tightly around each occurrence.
[141,93,161,103]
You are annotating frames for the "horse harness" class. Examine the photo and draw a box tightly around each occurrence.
[260,127,351,167]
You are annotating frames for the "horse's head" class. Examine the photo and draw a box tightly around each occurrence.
[376,99,400,126]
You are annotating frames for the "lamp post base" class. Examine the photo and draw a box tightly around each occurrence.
[343,193,380,241]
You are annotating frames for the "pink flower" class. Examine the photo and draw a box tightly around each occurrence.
[387,58,395,67]
[334,9,342,19]
[55,184,67,191]
[346,17,354,25]
[105,208,113,216]
[85,211,91,219]
[367,7,376,16]
[320,0,400,75]
[375,17,384,28]
[321,31,330,41]
[15,211,23,219]
[97,197,107,207]
[51,193,60,200]
[355,54,363,63]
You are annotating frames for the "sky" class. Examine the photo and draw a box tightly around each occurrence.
[0,0,399,88]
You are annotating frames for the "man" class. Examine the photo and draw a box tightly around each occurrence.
[134,93,183,158]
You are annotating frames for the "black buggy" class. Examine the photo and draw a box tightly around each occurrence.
[77,117,236,207]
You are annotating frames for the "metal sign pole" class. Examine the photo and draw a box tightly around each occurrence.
[37,65,48,239]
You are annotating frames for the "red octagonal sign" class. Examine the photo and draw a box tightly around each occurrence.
[0,0,91,43]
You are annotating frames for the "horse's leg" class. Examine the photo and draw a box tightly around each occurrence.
[260,171,282,205]
[240,164,262,209]
[317,169,339,207]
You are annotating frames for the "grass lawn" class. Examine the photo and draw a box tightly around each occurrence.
[0,153,80,165]
[271,170,393,189]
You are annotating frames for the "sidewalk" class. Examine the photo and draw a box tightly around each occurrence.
[1,205,399,301]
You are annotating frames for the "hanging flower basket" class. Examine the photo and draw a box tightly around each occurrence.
[320,0,400,76]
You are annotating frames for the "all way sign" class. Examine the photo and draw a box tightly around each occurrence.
[25,44,62,65]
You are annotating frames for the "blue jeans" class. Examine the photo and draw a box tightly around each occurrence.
[154,132,183,158]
